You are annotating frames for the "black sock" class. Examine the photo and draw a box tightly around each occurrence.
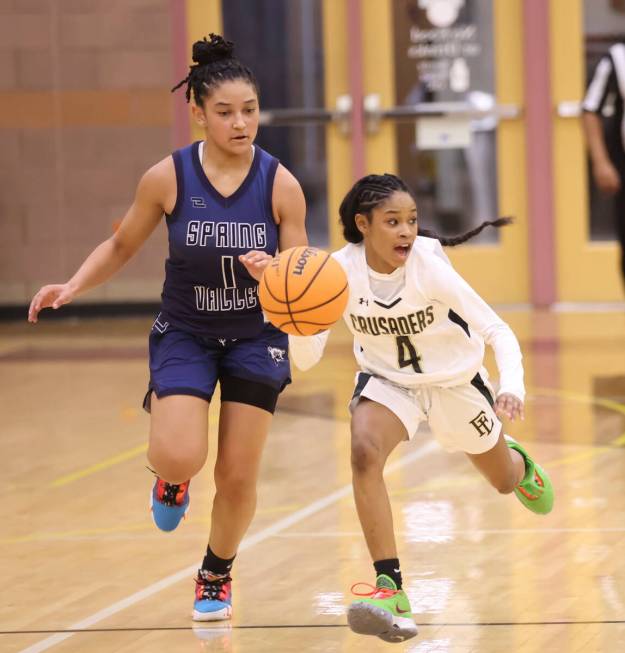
[202,545,236,576]
[374,558,402,589]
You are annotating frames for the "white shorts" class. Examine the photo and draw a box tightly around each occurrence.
[349,370,502,455]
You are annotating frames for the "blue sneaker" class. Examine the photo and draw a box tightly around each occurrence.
[150,478,190,532]
[193,570,233,621]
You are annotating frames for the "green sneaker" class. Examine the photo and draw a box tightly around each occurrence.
[347,574,418,643]
[506,436,554,515]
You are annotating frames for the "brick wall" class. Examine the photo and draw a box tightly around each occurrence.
[0,0,175,305]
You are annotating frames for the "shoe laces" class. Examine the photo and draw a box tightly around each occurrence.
[350,582,399,599]
[195,570,231,601]
[156,478,189,506]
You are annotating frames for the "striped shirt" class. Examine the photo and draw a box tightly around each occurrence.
[583,42,625,157]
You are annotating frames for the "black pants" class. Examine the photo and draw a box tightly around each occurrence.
[616,183,625,292]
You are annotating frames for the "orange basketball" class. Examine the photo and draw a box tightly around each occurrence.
[259,246,349,335]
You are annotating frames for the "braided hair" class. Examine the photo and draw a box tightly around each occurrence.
[339,173,512,245]
[171,33,259,105]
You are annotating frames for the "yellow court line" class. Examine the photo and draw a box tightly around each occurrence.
[3,505,307,545]
[546,447,611,469]
[531,386,625,446]
[532,385,625,416]
[50,411,222,488]
[50,443,148,488]
[612,433,625,446]
[18,441,625,546]
[2,521,154,545]
[49,387,625,489]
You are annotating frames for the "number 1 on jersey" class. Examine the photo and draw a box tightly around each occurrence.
[395,335,422,372]
[221,256,236,289]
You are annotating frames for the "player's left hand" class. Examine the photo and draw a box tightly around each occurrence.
[239,250,273,282]
[495,392,524,421]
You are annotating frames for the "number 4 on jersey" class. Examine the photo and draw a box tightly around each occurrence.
[395,335,422,372]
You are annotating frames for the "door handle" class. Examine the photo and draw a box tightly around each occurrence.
[556,101,582,118]
[363,93,521,133]
[259,95,353,134]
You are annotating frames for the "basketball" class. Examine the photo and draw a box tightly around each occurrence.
[259,246,349,335]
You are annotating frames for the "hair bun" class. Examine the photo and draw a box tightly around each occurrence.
[192,33,235,66]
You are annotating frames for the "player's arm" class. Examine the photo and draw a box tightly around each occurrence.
[28,157,173,323]
[582,111,621,193]
[273,164,307,250]
[240,164,308,281]
[288,330,331,371]
[582,55,621,194]
[422,257,525,418]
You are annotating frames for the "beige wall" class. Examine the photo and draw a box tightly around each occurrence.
[0,0,174,305]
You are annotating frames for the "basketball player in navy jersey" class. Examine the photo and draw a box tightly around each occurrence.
[28,34,307,621]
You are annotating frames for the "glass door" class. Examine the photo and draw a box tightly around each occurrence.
[221,0,330,247]
[360,0,530,303]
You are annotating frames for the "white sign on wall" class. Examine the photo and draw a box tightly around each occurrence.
[416,116,472,149]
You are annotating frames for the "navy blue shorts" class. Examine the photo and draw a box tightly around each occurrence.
[143,320,291,414]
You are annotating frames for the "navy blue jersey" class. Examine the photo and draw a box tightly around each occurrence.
[159,141,280,338]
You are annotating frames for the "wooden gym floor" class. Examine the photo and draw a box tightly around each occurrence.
[1,309,625,653]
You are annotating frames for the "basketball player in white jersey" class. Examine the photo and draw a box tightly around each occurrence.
[288,173,554,644]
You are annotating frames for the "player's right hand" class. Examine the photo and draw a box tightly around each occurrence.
[239,250,273,282]
[495,392,524,422]
[28,284,75,323]
[593,160,621,194]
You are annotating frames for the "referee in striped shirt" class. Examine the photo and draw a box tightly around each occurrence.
[582,41,625,292]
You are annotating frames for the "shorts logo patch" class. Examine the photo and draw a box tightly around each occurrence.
[152,314,169,334]
[470,410,494,437]
[267,346,286,365]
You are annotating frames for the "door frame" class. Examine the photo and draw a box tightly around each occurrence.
[551,0,623,303]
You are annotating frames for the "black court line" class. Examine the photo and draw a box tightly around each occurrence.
[0,625,345,635]
[2,620,625,635]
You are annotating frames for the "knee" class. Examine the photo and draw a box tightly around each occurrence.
[148,439,206,483]
[351,430,384,475]
[214,467,256,502]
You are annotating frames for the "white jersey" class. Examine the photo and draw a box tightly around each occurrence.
[289,236,524,400]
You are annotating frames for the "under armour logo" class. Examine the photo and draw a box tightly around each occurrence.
[470,410,494,437]
[359,297,369,306]
[191,197,206,208]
